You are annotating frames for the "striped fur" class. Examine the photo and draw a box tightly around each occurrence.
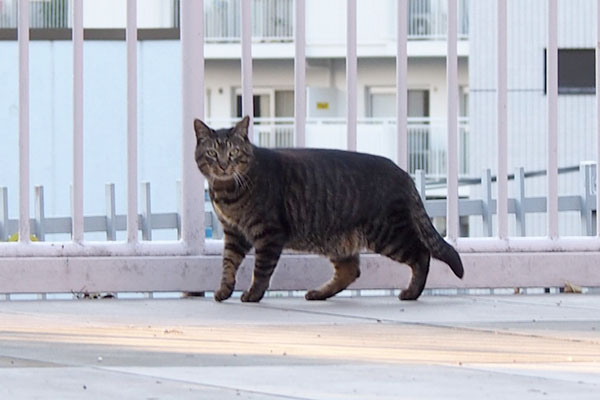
[194,116,464,303]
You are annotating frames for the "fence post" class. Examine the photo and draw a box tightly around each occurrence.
[105,183,116,241]
[579,162,595,236]
[346,0,357,151]
[294,0,306,148]
[18,0,31,245]
[0,187,7,241]
[141,181,152,241]
[515,167,526,236]
[34,185,45,241]
[181,0,205,253]
[126,0,139,244]
[396,0,408,170]
[481,169,493,237]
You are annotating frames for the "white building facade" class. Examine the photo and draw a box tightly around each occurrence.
[468,0,596,237]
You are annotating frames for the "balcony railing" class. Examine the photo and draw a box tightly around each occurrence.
[175,0,294,42]
[206,117,470,178]
[409,0,469,40]
[0,0,69,29]
[0,0,468,41]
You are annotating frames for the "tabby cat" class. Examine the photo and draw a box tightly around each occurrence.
[194,116,463,303]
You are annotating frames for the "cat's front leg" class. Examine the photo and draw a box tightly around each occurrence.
[241,238,284,303]
[215,227,252,302]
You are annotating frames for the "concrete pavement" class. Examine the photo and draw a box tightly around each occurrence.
[0,294,599,399]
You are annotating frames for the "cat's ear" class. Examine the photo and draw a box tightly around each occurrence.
[233,115,250,140]
[194,119,212,141]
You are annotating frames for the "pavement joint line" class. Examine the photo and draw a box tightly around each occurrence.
[428,322,600,346]
[0,350,317,400]
[0,354,67,368]
[95,366,318,400]
[442,362,600,387]
[249,302,600,347]
[235,301,403,324]
[471,295,600,312]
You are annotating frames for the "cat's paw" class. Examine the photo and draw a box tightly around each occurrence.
[240,289,264,303]
[214,286,234,302]
[399,289,420,301]
[305,290,328,301]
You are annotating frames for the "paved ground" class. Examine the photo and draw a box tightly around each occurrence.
[0,294,599,399]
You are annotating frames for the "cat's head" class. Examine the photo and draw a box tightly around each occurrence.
[193,116,254,181]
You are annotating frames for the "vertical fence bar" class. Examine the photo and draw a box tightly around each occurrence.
[446,0,459,241]
[580,162,595,236]
[346,0,357,151]
[497,0,508,239]
[596,0,600,237]
[515,167,527,236]
[126,0,138,243]
[294,0,306,148]
[175,180,182,240]
[181,0,205,253]
[241,0,254,139]
[481,169,493,237]
[141,182,152,241]
[547,0,559,239]
[415,170,426,202]
[18,0,30,244]
[34,186,45,241]
[105,183,116,241]
[72,0,84,243]
[396,0,408,169]
[0,188,7,241]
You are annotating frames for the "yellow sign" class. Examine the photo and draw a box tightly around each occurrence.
[316,102,329,110]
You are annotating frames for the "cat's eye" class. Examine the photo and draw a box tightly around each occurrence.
[229,148,240,158]
[206,150,217,158]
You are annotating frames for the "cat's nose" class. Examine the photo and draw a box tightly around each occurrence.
[218,162,227,171]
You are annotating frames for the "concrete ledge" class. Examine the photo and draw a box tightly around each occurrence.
[0,252,598,294]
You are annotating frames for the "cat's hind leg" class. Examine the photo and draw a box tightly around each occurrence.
[305,254,361,301]
[398,251,430,301]
[376,230,430,301]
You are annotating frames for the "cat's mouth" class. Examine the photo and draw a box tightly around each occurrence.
[212,168,234,180]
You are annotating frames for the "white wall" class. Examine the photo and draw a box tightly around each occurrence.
[306,0,396,46]
[0,40,182,224]
[84,0,175,28]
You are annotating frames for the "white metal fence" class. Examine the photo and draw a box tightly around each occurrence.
[1,0,599,296]
[3,162,594,243]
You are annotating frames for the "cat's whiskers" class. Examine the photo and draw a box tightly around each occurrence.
[232,172,242,191]
[233,170,251,192]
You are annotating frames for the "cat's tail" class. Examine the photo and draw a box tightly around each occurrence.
[411,191,464,279]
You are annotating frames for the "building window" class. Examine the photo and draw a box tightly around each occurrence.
[366,87,430,118]
[367,87,396,118]
[545,49,596,94]
[235,89,294,118]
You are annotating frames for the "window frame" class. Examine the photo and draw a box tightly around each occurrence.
[544,48,596,95]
